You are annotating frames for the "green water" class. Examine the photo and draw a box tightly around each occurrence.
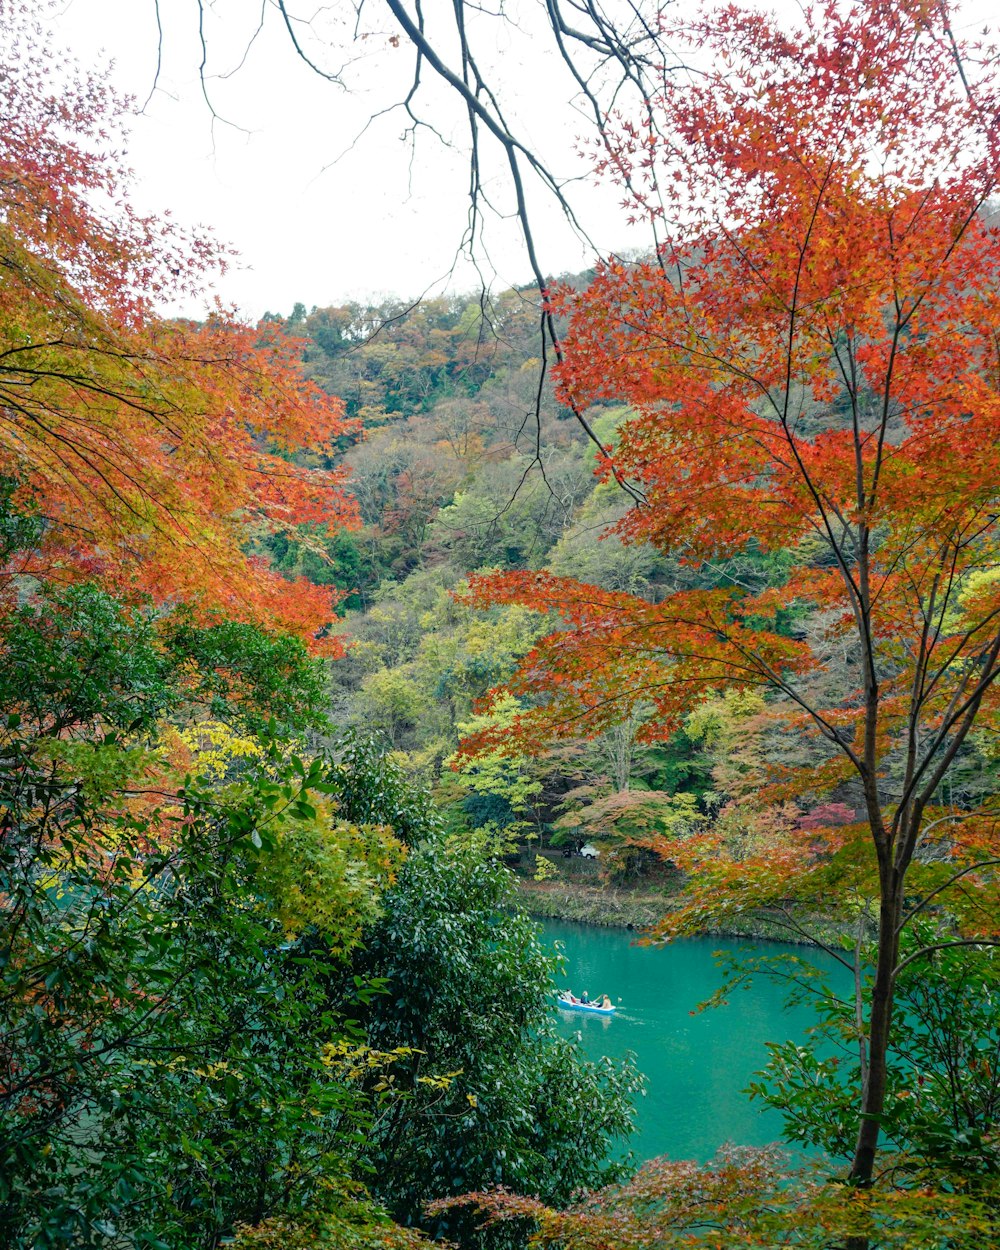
[543,919,844,1163]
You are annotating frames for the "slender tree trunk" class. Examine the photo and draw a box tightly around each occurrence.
[850,873,901,1184]
[842,865,903,1250]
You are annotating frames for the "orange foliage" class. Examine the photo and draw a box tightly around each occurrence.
[0,2,358,647]
[463,0,1000,832]
[461,0,1000,1182]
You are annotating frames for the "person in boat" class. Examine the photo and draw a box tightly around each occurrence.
[580,990,590,1003]
[597,994,612,1009]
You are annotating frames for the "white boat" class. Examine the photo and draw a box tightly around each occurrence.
[555,993,616,1015]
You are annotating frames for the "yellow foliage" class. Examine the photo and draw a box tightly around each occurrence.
[177,719,271,782]
[533,854,560,882]
[173,721,407,949]
[259,804,405,948]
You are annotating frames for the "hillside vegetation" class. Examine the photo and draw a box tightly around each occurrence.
[272,291,992,893]
[4,1,1000,1247]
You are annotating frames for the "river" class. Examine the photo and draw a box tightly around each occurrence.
[542,918,845,1163]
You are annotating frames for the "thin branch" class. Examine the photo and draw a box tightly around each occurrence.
[894,938,1000,980]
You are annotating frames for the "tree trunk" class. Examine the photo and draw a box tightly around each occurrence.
[850,878,900,1184]
[842,872,902,1250]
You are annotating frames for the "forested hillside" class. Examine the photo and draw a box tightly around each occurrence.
[4,0,1000,1248]
[257,292,725,880]
[269,288,962,887]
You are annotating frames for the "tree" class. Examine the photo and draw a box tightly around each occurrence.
[430,449,592,572]
[447,694,544,838]
[0,1,359,646]
[356,667,430,749]
[460,0,1000,1199]
[0,578,408,1247]
[554,789,703,884]
[349,836,640,1246]
[751,932,1000,1183]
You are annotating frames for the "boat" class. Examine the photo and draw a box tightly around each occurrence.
[555,993,616,1015]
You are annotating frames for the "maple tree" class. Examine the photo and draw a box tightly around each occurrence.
[0,0,358,646]
[461,0,1000,1196]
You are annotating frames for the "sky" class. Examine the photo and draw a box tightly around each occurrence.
[47,0,995,321]
[49,0,649,319]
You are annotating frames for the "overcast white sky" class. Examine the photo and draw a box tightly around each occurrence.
[47,0,995,321]
[48,0,650,319]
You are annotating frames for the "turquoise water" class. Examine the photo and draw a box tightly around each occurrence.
[542,919,844,1163]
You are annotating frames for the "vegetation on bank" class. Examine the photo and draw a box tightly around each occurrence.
[516,882,668,931]
[3,0,1000,1247]
[516,881,854,949]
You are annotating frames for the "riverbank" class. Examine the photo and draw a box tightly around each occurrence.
[518,880,846,947]
[518,880,666,929]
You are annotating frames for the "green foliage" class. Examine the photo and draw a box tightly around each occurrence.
[3,581,172,735]
[638,727,714,800]
[350,838,641,1244]
[0,476,44,560]
[265,526,366,614]
[532,853,559,882]
[751,934,1000,1182]
[418,592,544,713]
[0,583,330,744]
[327,730,441,845]
[546,484,664,596]
[160,609,329,733]
[301,294,513,424]
[430,451,590,572]
[72,778,380,1247]
[0,744,382,1246]
[447,694,542,831]
[256,799,404,945]
[0,584,404,1248]
[356,668,430,748]
[231,1187,432,1250]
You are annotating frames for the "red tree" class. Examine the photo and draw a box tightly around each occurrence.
[463,0,1000,1188]
[0,1,358,646]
